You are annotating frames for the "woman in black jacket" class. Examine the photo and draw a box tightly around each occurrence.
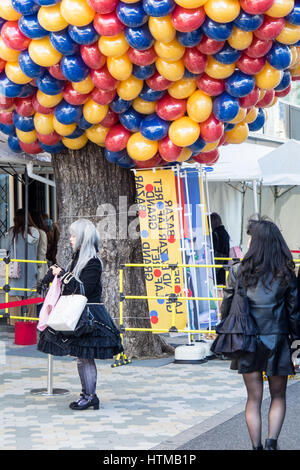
[220,217,300,450]
[37,219,123,411]
[211,212,230,285]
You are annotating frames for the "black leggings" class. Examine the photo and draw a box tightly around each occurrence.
[242,372,288,447]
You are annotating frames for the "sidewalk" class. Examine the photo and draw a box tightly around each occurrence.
[1,326,299,451]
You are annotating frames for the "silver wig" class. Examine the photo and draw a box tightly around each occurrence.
[69,218,101,279]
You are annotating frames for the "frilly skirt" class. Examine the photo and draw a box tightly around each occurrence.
[37,303,124,360]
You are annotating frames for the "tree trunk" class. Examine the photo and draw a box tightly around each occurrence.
[51,143,174,359]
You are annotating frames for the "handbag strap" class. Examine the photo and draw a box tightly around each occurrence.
[60,271,86,296]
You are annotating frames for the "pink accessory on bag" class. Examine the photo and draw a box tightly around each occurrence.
[37,275,61,332]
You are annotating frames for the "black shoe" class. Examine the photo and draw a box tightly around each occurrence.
[253,445,263,450]
[69,394,100,410]
[264,439,278,450]
[69,393,85,408]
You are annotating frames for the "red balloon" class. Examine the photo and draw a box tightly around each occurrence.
[15,96,34,116]
[91,87,116,105]
[196,74,225,96]
[237,53,266,75]
[146,72,172,91]
[1,21,31,51]
[0,59,5,73]
[254,16,285,40]
[0,109,13,124]
[134,153,162,168]
[90,65,119,91]
[245,37,272,58]
[158,136,182,161]
[256,89,275,107]
[275,83,291,97]
[94,12,124,36]
[0,96,14,110]
[193,149,219,165]
[63,83,91,105]
[81,43,106,70]
[240,0,275,14]
[183,47,207,74]
[292,76,300,81]
[128,47,157,66]
[99,108,119,127]
[171,6,206,33]
[49,63,66,81]
[200,114,224,143]
[32,95,54,115]
[104,124,131,151]
[87,0,119,14]
[19,140,43,154]
[239,87,260,108]
[197,35,225,55]
[36,131,61,146]
[156,94,187,121]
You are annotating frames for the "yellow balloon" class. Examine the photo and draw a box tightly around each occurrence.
[156,58,185,81]
[37,90,63,108]
[107,54,132,81]
[243,107,258,124]
[117,75,143,101]
[256,62,283,89]
[53,116,77,136]
[5,62,31,84]
[204,0,240,23]
[291,62,300,77]
[228,26,253,50]
[132,97,157,114]
[127,132,158,161]
[148,16,176,43]
[98,32,129,58]
[72,75,94,94]
[290,46,299,67]
[83,99,108,124]
[175,0,208,7]
[0,37,20,62]
[169,116,200,147]
[225,123,248,144]
[154,38,185,62]
[62,134,88,150]
[187,90,213,123]
[16,128,37,144]
[60,0,95,26]
[276,22,300,44]
[29,37,62,67]
[38,5,68,32]
[229,107,247,123]
[205,56,235,79]
[258,89,266,100]
[201,139,220,152]
[0,0,21,21]
[177,148,193,162]
[266,0,294,18]
[85,124,109,145]
[168,78,197,99]
[34,113,54,135]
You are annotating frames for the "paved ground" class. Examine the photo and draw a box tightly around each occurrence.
[1,325,300,451]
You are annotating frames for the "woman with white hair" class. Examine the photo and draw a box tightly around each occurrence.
[37,219,123,411]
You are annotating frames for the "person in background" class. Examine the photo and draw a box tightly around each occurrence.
[41,213,60,265]
[210,212,230,286]
[31,212,48,282]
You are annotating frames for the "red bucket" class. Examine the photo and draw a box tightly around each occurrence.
[15,321,37,345]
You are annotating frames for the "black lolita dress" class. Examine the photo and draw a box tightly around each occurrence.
[37,252,123,360]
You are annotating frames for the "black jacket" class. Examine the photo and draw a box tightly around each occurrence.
[213,225,230,285]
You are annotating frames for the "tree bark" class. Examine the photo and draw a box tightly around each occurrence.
[51,143,174,359]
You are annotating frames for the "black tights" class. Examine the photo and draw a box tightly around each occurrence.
[242,372,288,447]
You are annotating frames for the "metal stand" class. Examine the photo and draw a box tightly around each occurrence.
[30,354,70,396]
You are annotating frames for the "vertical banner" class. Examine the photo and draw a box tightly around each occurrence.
[135,169,187,332]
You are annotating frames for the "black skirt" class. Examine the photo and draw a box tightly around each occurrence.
[37,303,124,360]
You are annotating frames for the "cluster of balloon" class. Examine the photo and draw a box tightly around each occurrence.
[0,0,299,168]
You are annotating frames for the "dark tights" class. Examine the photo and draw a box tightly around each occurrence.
[242,372,288,447]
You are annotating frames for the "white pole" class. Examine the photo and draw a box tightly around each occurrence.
[253,180,259,217]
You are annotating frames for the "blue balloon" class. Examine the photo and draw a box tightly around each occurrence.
[188,136,206,154]
[33,0,61,4]
[60,54,90,82]
[132,63,156,79]
[40,141,66,153]
[213,92,239,122]
[18,83,36,97]
[266,43,292,70]
[63,126,84,138]
[50,29,80,56]
[68,23,99,45]
[183,69,199,78]
[275,70,291,91]
[78,114,93,130]
[286,4,300,25]
[8,134,22,153]
[125,24,154,50]
[233,11,264,31]
[0,123,15,135]
[0,72,24,98]
[139,83,165,101]
[117,1,148,27]
[202,18,233,41]
[12,0,39,15]
[119,107,143,132]
[248,108,265,132]
[117,153,135,168]
[54,100,82,125]
[294,39,300,46]
[36,71,65,95]
[177,28,203,47]
[19,13,48,39]
[19,51,45,78]
[105,148,128,164]
[0,18,5,32]
[140,113,169,140]
[224,123,235,131]
[225,71,256,98]
[13,112,35,132]
[142,0,175,17]
[213,44,242,64]
[110,95,132,113]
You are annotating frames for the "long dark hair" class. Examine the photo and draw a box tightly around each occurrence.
[12,208,37,240]
[239,216,295,289]
[210,212,223,231]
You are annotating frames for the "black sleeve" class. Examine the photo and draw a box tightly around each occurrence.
[62,259,102,297]
[286,273,300,341]
[220,264,238,320]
